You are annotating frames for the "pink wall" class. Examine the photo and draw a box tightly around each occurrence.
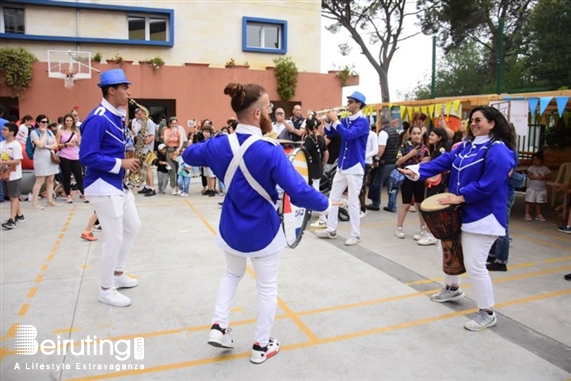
[1,62,346,128]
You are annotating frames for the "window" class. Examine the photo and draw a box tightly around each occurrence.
[242,17,287,54]
[128,14,167,41]
[1,6,25,34]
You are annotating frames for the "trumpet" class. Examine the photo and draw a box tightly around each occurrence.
[315,107,349,123]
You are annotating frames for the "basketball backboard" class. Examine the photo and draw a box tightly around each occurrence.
[47,50,96,89]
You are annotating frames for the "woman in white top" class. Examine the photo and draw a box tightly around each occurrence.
[16,115,33,144]
[30,114,60,209]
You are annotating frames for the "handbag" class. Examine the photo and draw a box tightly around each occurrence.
[50,150,61,164]
[508,171,525,189]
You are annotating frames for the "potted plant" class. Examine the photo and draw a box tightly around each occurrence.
[225,58,236,68]
[273,57,298,101]
[92,52,102,63]
[148,56,165,71]
[335,64,359,86]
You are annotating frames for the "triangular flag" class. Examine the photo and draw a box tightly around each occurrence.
[528,98,539,115]
[555,96,569,117]
[428,104,435,119]
[407,106,413,121]
[388,103,392,110]
[444,102,452,117]
[421,106,428,115]
[539,96,552,116]
[452,100,461,113]
[400,106,407,121]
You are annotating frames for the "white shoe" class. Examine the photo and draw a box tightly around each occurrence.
[180,193,189,197]
[344,236,361,246]
[315,229,337,239]
[207,324,234,348]
[413,226,427,241]
[418,234,437,246]
[114,274,138,289]
[98,287,131,307]
[359,211,367,219]
[394,227,405,239]
[250,338,280,364]
[171,189,177,195]
[310,220,327,228]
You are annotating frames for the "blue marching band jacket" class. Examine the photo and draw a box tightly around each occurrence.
[323,112,370,175]
[79,98,130,197]
[183,124,330,256]
[408,136,515,237]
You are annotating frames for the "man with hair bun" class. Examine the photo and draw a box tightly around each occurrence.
[183,83,331,364]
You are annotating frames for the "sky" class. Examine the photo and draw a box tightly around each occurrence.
[320,4,436,105]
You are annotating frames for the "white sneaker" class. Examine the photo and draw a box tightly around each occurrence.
[98,288,131,307]
[394,227,405,239]
[180,193,189,197]
[359,210,367,219]
[413,226,427,241]
[344,236,361,246]
[207,324,234,348]
[171,189,177,195]
[315,229,337,239]
[464,310,497,331]
[114,274,138,289]
[418,233,437,246]
[250,338,280,364]
[310,220,327,228]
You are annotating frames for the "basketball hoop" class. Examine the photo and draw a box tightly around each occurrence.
[62,70,77,89]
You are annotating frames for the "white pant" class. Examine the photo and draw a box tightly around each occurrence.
[89,190,141,289]
[327,171,362,238]
[444,231,498,309]
[212,251,279,347]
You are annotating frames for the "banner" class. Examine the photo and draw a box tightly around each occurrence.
[539,96,552,116]
[528,98,539,115]
[489,100,528,136]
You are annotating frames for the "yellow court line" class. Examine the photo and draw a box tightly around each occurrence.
[405,257,571,286]
[17,304,29,316]
[64,288,571,381]
[27,287,37,298]
[29,264,571,352]
[184,200,217,235]
[515,221,571,242]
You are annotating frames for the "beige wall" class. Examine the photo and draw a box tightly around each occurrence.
[10,0,322,72]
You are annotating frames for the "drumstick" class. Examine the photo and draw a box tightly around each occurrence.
[332,199,348,208]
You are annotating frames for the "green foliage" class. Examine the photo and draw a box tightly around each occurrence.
[93,52,102,62]
[273,57,298,101]
[225,58,236,68]
[0,47,38,99]
[148,56,165,71]
[335,64,358,86]
[544,114,571,148]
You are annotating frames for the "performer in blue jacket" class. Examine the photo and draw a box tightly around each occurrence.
[401,106,516,331]
[316,91,370,246]
[80,69,142,308]
[183,83,330,364]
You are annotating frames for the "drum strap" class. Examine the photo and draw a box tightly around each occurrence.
[225,134,277,209]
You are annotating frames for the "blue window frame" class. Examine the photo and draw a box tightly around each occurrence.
[242,17,287,54]
[0,0,174,47]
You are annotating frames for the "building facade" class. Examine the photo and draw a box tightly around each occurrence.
[0,0,351,127]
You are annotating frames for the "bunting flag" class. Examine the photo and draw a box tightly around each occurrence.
[528,98,539,115]
[428,104,435,119]
[400,106,407,121]
[388,103,392,110]
[555,96,570,117]
[444,102,452,118]
[407,106,413,121]
[421,106,428,115]
[452,100,461,113]
[539,96,552,116]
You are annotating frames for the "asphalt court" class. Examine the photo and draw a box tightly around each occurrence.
[1,182,570,380]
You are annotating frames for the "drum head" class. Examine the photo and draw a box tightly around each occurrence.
[281,146,310,248]
[421,192,455,212]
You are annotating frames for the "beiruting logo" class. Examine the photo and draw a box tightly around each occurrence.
[14,325,144,361]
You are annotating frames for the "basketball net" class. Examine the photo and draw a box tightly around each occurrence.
[62,70,76,89]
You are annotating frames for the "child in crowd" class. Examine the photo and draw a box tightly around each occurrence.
[525,152,550,221]
[155,144,170,194]
[177,161,191,197]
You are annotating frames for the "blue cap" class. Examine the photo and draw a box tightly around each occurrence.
[347,91,366,106]
[98,69,131,88]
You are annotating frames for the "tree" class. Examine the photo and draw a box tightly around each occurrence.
[416,0,537,87]
[322,0,421,102]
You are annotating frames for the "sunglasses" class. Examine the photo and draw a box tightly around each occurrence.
[276,112,284,115]
[470,117,485,123]
[39,120,49,124]
[347,99,356,104]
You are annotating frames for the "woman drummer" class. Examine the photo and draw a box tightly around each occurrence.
[400,106,516,331]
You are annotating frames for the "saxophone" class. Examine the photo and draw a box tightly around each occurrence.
[127,99,157,187]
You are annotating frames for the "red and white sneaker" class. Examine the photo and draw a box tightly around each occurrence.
[250,338,280,364]
[207,324,234,348]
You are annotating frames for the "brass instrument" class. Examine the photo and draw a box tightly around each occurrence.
[316,107,349,123]
[127,99,157,187]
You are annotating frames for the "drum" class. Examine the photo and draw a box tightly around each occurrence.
[420,193,466,275]
[278,145,311,248]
